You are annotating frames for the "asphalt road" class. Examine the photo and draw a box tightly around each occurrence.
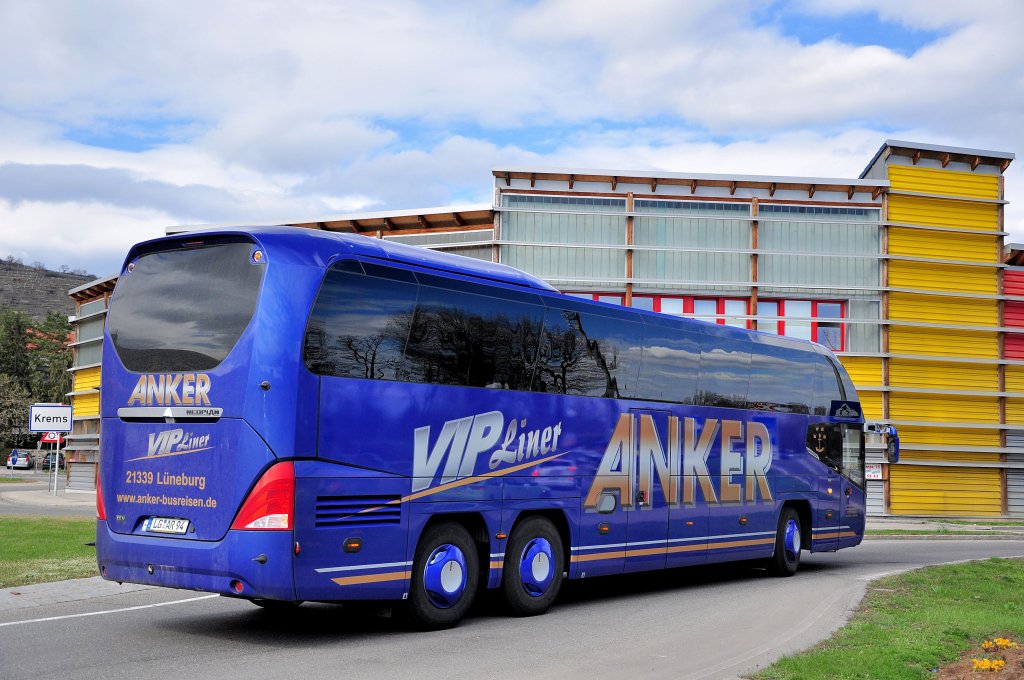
[1,539,1022,680]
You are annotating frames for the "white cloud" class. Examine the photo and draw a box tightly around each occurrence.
[0,201,170,276]
[0,0,1021,274]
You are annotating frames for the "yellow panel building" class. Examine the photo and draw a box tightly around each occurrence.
[861,141,1013,515]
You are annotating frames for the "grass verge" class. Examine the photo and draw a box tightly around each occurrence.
[0,516,97,588]
[866,529,1000,536]
[0,477,39,484]
[752,557,1024,679]
[943,519,1024,527]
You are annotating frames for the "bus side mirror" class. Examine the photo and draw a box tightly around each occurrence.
[885,425,900,463]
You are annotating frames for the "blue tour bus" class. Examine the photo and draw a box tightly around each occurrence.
[96,227,882,629]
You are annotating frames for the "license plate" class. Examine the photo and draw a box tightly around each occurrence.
[145,517,189,534]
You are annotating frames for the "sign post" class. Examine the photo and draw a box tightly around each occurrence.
[29,404,72,496]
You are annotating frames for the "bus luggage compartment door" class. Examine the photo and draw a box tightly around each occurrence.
[292,462,410,602]
[624,410,673,573]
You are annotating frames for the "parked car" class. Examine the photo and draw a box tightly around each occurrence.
[40,452,65,471]
[5,449,33,470]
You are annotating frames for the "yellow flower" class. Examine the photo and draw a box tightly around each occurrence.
[971,656,1007,672]
[993,637,1019,650]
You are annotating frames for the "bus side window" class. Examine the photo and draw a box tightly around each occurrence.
[811,357,842,416]
[806,422,842,470]
[696,333,751,409]
[404,284,544,390]
[533,307,644,398]
[635,317,700,404]
[805,422,865,487]
[747,344,814,413]
[841,424,865,487]
[303,266,419,380]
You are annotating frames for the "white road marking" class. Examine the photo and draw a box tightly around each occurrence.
[0,594,219,627]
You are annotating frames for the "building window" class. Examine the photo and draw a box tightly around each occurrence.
[757,300,780,335]
[814,302,844,352]
[783,300,812,341]
[722,299,747,328]
[763,299,845,350]
[692,298,717,322]
[689,298,748,328]
[564,293,845,349]
[569,293,626,306]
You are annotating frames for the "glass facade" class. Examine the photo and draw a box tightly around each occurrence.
[384,229,494,262]
[491,194,882,354]
[500,194,627,289]
[633,200,750,293]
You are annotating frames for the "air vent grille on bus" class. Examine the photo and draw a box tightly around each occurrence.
[315,496,402,527]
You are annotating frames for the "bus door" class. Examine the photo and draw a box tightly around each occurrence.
[809,422,841,552]
[818,466,841,552]
[838,424,866,548]
[625,410,672,573]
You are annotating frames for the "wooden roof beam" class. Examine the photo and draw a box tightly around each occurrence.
[872,186,883,200]
[418,215,430,230]
[1002,159,1012,173]
[568,174,575,190]
[729,181,737,196]
[611,176,618,190]
[530,173,536,188]
[381,218,393,231]
[769,182,776,197]
[847,186,855,200]
[650,177,658,192]
[504,172,511,186]
[971,156,981,171]
[350,219,361,231]
[941,153,951,168]
[808,184,816,199]
[912,150,921,165]
[690,179,698,194]
[452,212,465,227]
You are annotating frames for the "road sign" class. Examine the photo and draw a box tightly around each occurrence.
[29,404,73,433]
[40,431,65,443]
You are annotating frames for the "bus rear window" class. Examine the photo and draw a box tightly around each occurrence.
[107,241,264,372]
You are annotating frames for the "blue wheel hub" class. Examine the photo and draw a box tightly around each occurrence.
[423,544,467,609]
[519,537,554,597]
[784,519,801,562]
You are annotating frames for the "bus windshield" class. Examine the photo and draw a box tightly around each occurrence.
[107,240,264,373]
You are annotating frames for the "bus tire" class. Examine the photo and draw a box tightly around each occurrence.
[767,506,801,577]
[407,522,479,630]
[502,516,563,616]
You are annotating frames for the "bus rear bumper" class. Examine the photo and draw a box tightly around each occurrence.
[96,521,296,601]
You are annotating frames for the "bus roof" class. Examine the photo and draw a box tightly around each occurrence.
[126,227,559,293]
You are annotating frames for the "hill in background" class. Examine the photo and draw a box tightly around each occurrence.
[0,258,95,319]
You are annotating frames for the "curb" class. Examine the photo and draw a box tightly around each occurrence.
[865,534,1024,541]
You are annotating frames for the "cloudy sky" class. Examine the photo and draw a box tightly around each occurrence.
[1,0,1022,277]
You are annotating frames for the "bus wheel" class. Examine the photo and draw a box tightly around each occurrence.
[767,506,801,577]
[502,516,563,616]
[407,522,479,630]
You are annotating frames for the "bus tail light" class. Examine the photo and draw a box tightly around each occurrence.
[231,462,295,531]
[96,472,107,521]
